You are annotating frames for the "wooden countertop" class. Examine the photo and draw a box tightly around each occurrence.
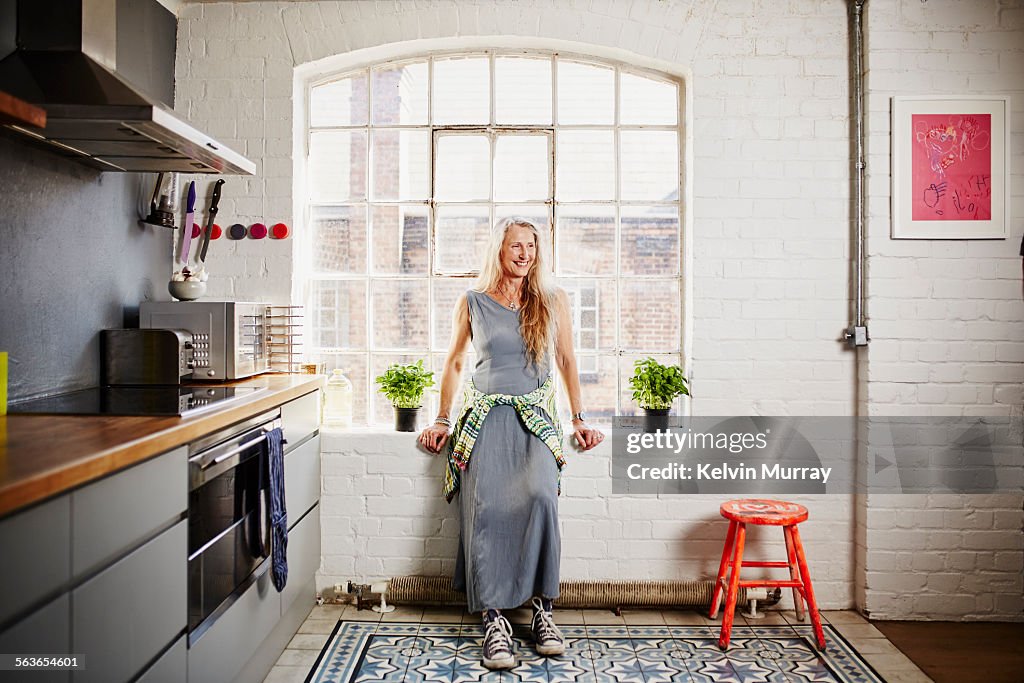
[0,375,322,519]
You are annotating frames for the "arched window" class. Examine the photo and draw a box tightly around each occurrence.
[302,51,683,425]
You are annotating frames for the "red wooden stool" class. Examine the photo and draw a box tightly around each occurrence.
[709,499,826,650]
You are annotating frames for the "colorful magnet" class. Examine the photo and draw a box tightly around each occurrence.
[228,223,247,240]
[249,222,268,239]
[210,224,222,240]
[271,222,289,239]
[190,223,202,239]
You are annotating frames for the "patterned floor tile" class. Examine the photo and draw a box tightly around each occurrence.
[304,620,888,683]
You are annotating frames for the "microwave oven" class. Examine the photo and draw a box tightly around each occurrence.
[140,301,270,380]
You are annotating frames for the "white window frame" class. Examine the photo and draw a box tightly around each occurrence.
[302,49,685,424]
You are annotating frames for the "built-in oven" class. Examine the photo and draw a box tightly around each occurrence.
[186,409,281,644]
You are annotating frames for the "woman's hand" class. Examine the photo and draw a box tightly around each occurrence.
[418,423,451,454]
[572,422,604,451]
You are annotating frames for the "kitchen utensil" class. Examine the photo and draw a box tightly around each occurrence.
[180,180,196,266]
[169,279,207,301]
[199,179,225,263]
[142,172,179,228]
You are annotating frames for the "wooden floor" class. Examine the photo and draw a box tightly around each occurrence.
[874,621,1024,683]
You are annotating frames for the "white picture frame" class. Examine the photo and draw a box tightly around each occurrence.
[891,96,1010,239]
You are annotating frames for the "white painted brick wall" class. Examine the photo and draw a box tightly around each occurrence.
[174,0,1023,619]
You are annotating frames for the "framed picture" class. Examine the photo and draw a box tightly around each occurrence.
[891,96,1010,239]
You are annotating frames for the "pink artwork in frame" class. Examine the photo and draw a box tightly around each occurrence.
[892,97,1009,239]
[911,113,991,221]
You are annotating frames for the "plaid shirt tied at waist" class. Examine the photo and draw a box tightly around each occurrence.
[443,375,565,503]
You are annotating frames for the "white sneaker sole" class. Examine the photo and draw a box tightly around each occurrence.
[482,654,516,669]
[536,642,565,656]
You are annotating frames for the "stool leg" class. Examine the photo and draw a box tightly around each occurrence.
[709,520,738,619]
[790,525,826,651]
[718,523,745,650]
[784,525,805,622]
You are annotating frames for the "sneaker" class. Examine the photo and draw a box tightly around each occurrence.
[530,597,565,656]
[482,612,515,670]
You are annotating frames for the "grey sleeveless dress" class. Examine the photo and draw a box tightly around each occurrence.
[452,290,562,613]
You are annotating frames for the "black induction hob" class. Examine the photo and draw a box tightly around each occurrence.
[8,386,264,418]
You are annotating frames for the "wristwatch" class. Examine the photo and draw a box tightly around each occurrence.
[571,412,586,422]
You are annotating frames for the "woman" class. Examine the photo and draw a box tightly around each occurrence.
[418,217,604,670]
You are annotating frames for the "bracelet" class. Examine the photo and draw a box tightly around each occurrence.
[434,416,452,428]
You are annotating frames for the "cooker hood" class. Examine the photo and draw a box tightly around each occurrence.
[0,0,255,174]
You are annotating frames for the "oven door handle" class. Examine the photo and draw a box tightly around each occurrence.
[208,433,268,467]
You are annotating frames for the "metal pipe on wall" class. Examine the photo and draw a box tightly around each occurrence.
[846,0,870,347]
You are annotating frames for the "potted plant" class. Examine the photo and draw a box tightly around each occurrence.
[375,360,436,432]
[629,357,689,431]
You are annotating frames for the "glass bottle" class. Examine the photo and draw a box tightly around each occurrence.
[322,369,353,428]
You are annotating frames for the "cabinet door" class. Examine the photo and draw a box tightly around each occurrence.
[0,594,70,683]
[71,521,186,683]
[0,495,70,627]
[281,504,321,616]
[285,435,320,524]
[72,446,186,579]
[136,635,186,683]
[281,390,320,452]
[187,563,281,683]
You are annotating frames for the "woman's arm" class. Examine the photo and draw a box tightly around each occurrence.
[417,293,472,454]
[552,288,604,451]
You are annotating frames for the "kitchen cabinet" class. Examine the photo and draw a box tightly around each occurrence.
[188,389,322,683]
[0,446,186,683]
[0,380,321,682]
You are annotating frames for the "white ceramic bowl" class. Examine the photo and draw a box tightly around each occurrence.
[168,279,207,301]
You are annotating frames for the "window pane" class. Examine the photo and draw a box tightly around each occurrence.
[557,61,613,125]
[493,204,550,233]
[556,204,615,276]
[308,280,366,349]
[495,57,552,124]
[620,72,678,125]
[308,352,368,424]
[371,204,428,275]
[494,135,550,201]
[310,131,367,202]
[372,61,428,125]
[568,355,617,421]
[556,130,614,200]
[435,205,490,273]
[432,278,473,348]
[557,278,617,351]
[620,131,678,201]
[310,205,366,274]
[433,56,489,124]
[619,280,680,351]
[371,354,422,424]
[311,74,368,127]
[620,354,685,415]
[372,130,429,200]
[371,280,429,349]
[621,206,680,276]
[435,135,490,201]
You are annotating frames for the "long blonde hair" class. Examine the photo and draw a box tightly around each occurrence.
[475,217,555,367]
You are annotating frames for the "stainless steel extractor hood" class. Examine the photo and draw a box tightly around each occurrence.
[0,0,255,174]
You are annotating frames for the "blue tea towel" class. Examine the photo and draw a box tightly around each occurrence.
[267,427,288,591]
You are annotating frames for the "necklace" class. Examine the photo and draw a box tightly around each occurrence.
[498,283,522,311]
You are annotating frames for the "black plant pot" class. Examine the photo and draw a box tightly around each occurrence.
[642,407,671,433]
[394,406,421,432]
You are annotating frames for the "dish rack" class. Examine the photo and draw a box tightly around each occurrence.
[265,305,304,373]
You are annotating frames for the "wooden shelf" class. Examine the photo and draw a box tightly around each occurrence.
[0,90,45,128]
